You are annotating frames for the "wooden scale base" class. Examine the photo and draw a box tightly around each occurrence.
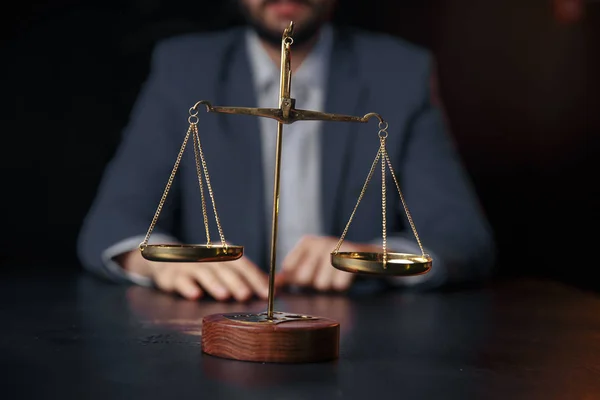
[141,245,342,363]
[201,312,340,363]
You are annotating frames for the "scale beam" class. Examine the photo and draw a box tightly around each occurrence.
[192,100,385,126]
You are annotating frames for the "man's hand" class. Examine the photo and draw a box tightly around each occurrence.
[117,250,269,302]
[277,236,380,292]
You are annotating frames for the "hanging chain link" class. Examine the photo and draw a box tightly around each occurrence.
[139,125,193,250]
[383,151,426,256]
[192,124,227,249]
[192,129,211,246]
[333,147,381,254]
[380,136,388,267]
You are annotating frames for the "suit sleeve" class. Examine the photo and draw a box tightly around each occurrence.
[387,54,497,288]
[77,42,182,283]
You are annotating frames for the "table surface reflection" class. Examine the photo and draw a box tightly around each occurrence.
[1,270,599,400]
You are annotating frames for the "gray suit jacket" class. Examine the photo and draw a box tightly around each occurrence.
[77,26,496,288]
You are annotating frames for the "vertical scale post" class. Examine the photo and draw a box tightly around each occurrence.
[267,22,294,319]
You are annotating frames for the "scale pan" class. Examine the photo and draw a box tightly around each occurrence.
[141,244,243,263]
[331,252,432,276]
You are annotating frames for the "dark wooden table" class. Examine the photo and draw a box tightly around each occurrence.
[1,269,599,399]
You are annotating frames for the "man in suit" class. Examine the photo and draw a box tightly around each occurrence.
[77,0,496,301]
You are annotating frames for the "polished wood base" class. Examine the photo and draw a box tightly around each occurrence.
[201,313,340,363]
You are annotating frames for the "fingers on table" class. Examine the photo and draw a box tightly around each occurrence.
[191,259,268,302]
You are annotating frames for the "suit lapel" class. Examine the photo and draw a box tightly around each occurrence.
[321,29,368,235]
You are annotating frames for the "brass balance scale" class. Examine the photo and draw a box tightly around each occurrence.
[138,22,432,363]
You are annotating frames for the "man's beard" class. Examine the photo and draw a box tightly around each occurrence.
[238,0,327,47]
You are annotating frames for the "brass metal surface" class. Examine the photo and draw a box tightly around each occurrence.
[138,107,240,262]
[267,120,284,319]
[194,100,385,125]
[330,123,430,274]
[139,20,432,321]
[141,244,243,263]
[224,311,318,325]
[331,252,432,276]
[266,21,292,319]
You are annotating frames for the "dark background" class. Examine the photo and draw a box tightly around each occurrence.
[0,0,597,289]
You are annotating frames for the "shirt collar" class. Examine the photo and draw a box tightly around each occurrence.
[245,24,333,94]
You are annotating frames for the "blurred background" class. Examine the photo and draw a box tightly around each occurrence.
[0,0,597,289]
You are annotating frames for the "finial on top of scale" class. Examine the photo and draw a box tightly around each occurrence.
[283,21,294,39]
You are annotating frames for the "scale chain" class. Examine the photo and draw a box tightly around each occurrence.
[139,117,230,251]
[333,146,381,254]
[139,125,193,250]
[192,130,211,246]
[380,137,388,267]
[333,121,425,265]
[383,151,426,256]
[192,124,227,249]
